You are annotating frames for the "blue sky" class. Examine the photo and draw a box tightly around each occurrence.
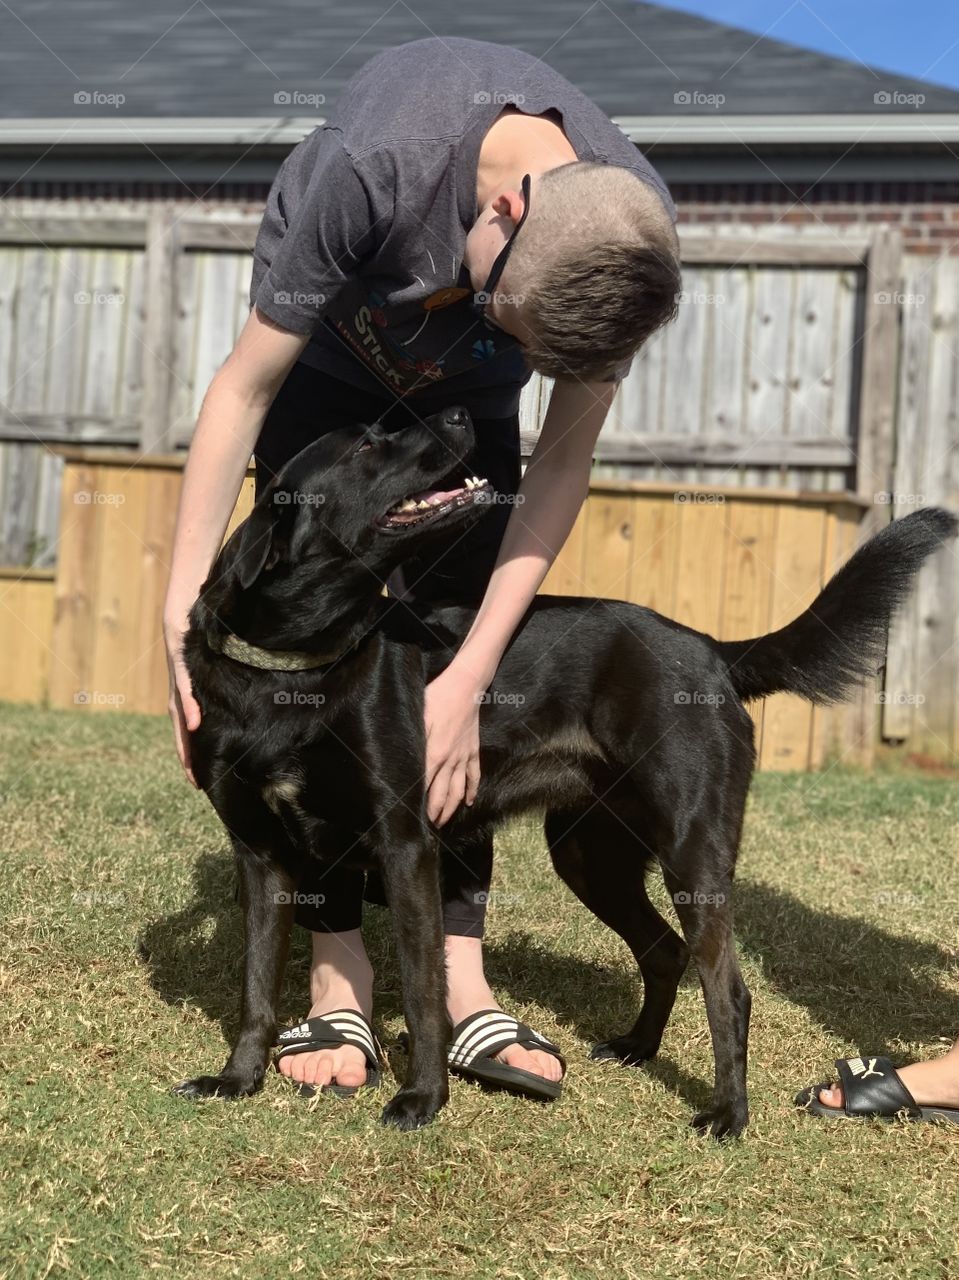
[658,0,959,89]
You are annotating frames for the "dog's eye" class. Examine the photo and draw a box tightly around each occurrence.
[355,440,373,455]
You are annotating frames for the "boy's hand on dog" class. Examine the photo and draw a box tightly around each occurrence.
[424,665,482,826]
[164,618,201,788]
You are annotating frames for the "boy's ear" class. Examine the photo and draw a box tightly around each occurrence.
[230,492,286,590]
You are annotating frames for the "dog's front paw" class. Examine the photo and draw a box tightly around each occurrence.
[691,1098,749,1140]
[173,1073,258,1101]
[590,1035,659,1066]
[381,1087,447,1131]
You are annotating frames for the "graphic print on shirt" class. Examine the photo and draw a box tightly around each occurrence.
[325,271,514,396]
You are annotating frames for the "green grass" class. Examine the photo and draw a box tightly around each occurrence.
[1,702,957,1279]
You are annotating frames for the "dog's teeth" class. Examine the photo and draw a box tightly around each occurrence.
[473,476,484,486]
[465,477,475,490]
[417,500,431,510]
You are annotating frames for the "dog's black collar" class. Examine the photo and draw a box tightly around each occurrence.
[209,631,347,671]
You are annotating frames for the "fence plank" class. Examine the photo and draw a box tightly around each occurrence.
[745,266,792,479]
[140,205,178,454]
[45,247,89,423]
[118,248,147,427]
[581,494,633,600]
[80,250,128,421]
[718,499,778,754]
[681,234,868,266]
[834,509,877,766]
[0,572,55,703]
[701,267,749,486]
[662,266,709,445]
[134,469,182,713]
[48,461,101,707]
[856,227,902,537]
[759,505,827,770]
[882,259,931,740]
[674,499,728,634]
[191,253,238,420]
[540,507,588,597]
[627,497,682,617]
[170,246,200,446]
[913,258,959,757]
[88,466,149,708]
[788,269,840,446]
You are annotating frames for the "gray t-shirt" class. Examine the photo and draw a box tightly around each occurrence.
[250,37,675,418]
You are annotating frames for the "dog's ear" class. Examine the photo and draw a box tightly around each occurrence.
[230,491,287,590]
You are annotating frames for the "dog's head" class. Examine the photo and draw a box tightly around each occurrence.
[236,406,492,586]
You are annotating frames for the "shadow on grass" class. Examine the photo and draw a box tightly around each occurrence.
[140,852,959,1107]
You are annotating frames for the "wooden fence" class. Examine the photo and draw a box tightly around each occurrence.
[0,448,874,772]
[2,201,957,760]
[0,204,899,559]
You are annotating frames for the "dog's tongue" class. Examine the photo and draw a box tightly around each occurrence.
[411,486,463,505]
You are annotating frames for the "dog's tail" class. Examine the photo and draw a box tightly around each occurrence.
[715,507,957,704]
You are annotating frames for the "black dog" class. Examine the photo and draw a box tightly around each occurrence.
[174,406,955,1137]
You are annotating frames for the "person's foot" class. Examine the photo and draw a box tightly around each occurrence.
[445,934,564,1083]
[817,1042,959,1110]
[277,929,374,1093]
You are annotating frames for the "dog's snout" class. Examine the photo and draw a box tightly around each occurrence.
[443,406,470,428]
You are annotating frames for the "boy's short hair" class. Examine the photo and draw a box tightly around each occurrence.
[506,162,682,382]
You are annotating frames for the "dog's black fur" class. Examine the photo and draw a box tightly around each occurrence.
[175,407,956,1137]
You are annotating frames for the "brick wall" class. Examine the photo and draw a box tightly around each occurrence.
[671,181,959,255]
[4,175,958,255]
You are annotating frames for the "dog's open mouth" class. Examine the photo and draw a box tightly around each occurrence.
[375,475,492,531]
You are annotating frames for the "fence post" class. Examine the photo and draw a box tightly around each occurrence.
[140,203,178,455]
[856,225,903,540]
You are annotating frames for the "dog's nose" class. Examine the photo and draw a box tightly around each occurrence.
[443,406,470,428]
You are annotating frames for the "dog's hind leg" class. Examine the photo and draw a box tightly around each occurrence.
[658,846,751,1140]
[544,808,690,1065]
[174,841,296,1101]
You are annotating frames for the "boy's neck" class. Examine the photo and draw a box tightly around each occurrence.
[475,107,577,211]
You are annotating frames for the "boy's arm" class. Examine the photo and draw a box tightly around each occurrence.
[424,377,616,824]
[163,307,309,784]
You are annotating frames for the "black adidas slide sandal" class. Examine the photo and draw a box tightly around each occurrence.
[274,1009,382,1099]
[446,1010,566,1102]
[795,1055,959,1125]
